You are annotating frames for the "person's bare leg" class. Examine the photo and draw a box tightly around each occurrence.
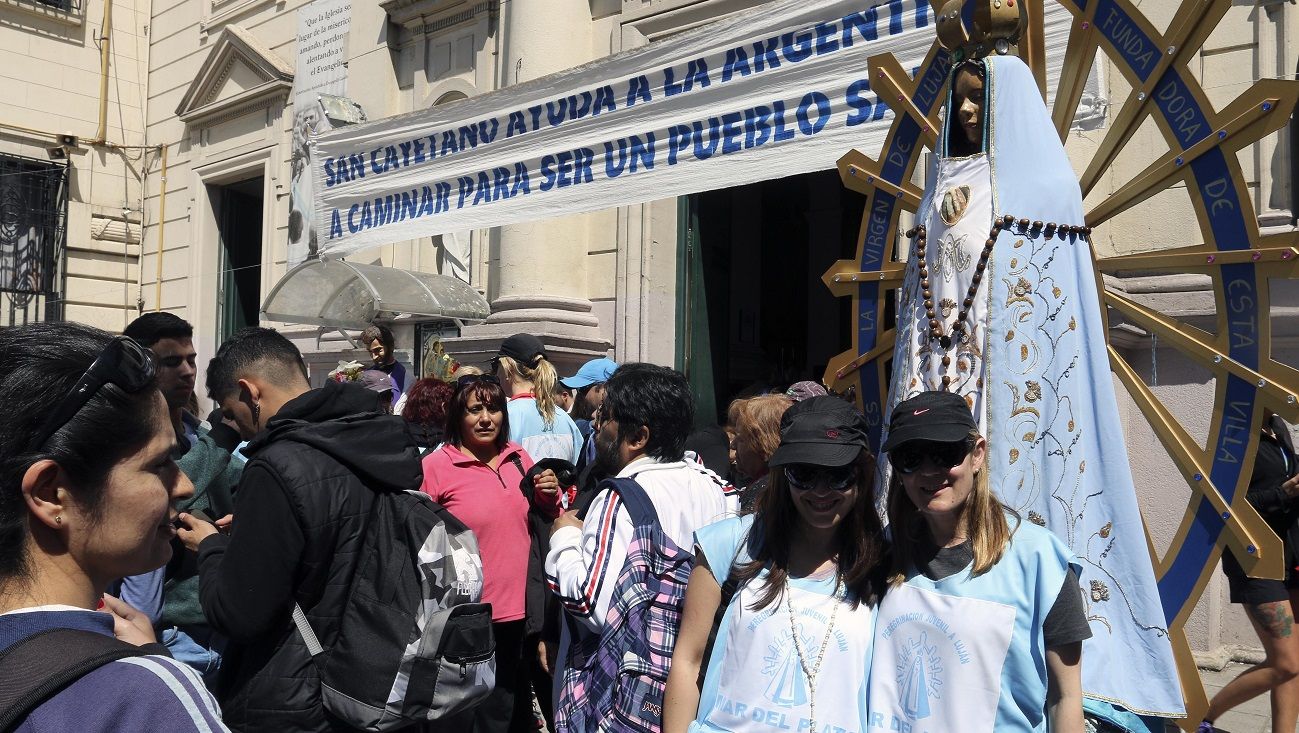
[1268,590,1299,732]
[1204,599,1299,724]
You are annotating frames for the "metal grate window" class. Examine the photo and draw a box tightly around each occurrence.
[21,0,81,12]
[0,154,68,325]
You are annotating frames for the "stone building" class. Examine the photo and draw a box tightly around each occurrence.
[0,0,149,329]
[128,0,1299,680]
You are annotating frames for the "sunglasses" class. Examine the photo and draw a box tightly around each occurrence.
[784,464,857,492]
[455,373,500,391]
[29,336,156,452]
[890,439,975,475]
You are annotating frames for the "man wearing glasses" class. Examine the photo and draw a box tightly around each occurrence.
[544,363,738,714]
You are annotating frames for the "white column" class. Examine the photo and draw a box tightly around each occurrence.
[450,0,610,374]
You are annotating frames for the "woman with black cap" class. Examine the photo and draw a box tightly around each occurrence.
[492,333,583,464]
[870,391,1088,733]
[662,396,886,733]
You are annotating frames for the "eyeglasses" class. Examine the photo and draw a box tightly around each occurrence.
[784,464,857,492]
[890,439,975,475]
[29,336,156,452]
[455,373,500,391]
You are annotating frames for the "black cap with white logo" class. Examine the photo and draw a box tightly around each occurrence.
[880,391,977,453]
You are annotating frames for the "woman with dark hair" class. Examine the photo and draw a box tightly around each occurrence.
[401,376,455,452]
[870,391,1088,733]
[420,374,560,732]
[663,396,886,733]
[0,322,227,731]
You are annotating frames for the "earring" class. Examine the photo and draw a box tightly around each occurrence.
[252,403,261,425]
[54,515,61,525]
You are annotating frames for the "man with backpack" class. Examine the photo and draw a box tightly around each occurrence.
[176,327,492,732]
[544,363,738,731]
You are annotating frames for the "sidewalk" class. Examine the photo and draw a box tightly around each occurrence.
[1194,661,1297,732]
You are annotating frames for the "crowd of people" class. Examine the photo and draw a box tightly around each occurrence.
[0,313,1089,733]
[0,315,1294,732]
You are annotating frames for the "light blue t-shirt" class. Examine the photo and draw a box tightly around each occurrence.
[507,395,583,463]
[867,519,1076,733]
[691,515,875,733]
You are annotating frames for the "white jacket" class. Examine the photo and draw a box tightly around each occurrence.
[545,454,738,631]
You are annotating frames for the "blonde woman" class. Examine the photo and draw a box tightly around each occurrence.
[732,393,792,513]
[491,333,583,464]
[870,391,1088,733]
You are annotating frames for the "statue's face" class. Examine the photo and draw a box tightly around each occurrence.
[953,66,985,146]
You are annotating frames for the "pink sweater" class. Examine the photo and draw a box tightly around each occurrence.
[420,442,557,622]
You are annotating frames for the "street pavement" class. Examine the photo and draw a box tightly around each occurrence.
[1189,661,1295,733]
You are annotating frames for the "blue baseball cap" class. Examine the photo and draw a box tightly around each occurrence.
[560,357,618,389]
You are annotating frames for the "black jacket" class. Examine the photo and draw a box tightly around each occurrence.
[196,380,423,733]
[1240,415,1299,572]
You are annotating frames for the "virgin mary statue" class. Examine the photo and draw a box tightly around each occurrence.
[881,4,1185,726]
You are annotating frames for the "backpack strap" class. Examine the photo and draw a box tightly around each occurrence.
[597,477,659,529]
[0,629,148,731]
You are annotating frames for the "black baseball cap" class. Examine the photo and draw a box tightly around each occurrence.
[880,391,977,453]
[497,333,546,368]
[768,395,870,468]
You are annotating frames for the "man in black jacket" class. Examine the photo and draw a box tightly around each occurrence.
[176,327,423,733]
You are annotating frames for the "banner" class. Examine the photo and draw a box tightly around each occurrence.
[289,0,352,265]
[312,0,1076,257]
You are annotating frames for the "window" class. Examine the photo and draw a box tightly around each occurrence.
[0,155,68,324]
[20,0,80,12]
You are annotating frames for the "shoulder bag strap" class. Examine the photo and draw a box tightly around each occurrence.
[0,629,147,732]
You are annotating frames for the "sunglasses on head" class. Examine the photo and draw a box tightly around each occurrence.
[455,373,500,391]
[783,464,857,492]
[890,438,975,475]
[30,336,156,452]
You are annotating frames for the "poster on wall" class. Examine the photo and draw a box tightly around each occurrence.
[288,0,353,266]
[310,0,1082,258]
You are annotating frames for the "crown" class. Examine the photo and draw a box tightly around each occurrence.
[936,0,1026,61]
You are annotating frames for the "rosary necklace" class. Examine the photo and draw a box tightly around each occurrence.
[909,215,1093,388]
[785,585,841,733]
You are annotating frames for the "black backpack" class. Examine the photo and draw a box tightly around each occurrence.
[0,629,150,732]
[292,489,495,731]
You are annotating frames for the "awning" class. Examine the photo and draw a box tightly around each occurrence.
[261,259,490,329]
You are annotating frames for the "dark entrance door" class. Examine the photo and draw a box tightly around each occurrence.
[215,177,264,342]
[677,170,864,424]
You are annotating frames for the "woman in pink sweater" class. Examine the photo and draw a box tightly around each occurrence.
[420,374,560,732]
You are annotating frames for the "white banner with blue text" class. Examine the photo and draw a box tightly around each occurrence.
[312,0,1075,257]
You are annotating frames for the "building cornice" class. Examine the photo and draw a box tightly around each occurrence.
[176,25,294,127]
[381,0,497,34]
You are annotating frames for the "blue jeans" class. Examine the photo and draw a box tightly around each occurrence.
[161,626,222,687]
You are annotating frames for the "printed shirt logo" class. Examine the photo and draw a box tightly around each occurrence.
[825,429,841,439]
[913,408,930,416]
[762,626,810,707]
[896,632,944,721]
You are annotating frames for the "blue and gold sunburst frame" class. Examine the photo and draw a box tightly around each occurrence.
[824,0,1299,724]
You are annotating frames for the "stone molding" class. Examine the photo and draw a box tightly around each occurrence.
[381,0,498,34]
[176,25,294,127]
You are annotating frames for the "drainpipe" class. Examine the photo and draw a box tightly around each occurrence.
[90,0,113,145]
[153,142,168,311]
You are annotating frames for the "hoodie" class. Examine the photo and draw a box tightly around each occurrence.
[195,380,422,733]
